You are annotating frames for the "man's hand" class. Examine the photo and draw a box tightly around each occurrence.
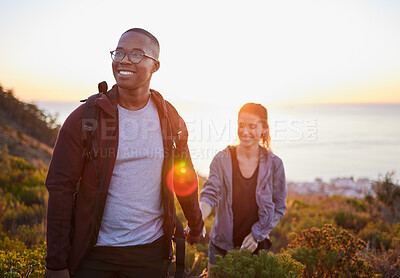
[184,225,205,245]
[44,268,70,278]
[241,233,258,253]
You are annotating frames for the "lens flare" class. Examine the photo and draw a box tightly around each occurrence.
[166,161,197,197]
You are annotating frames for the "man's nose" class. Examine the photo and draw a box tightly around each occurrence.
[120,53,132,64]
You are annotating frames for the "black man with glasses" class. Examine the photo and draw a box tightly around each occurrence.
[44,28,204,278]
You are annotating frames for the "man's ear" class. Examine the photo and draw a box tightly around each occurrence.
[152,61,160,73]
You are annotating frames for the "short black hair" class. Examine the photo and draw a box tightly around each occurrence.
[122,28,160,58]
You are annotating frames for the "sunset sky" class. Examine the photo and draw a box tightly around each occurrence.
[0,0,399,106]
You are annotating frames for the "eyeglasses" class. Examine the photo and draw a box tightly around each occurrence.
[110,50,158,64]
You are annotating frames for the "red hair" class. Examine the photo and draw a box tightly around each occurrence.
[238,103,271,151]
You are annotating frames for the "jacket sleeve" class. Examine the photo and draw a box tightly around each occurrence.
[200,152,224,210]
[174,115,204,237]
[45,106,85,270]
[252,157,287,242]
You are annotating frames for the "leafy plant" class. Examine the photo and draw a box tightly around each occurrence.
[209,249,304,278]
[0,241,46,278]
[287,224,375,277]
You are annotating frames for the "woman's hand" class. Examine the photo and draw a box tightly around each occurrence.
[241,232,258,253]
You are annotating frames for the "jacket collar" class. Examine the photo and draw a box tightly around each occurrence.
[95,84,118,117]
[94,85,168,118]
[221,146,273,186]
[150,88,168,117]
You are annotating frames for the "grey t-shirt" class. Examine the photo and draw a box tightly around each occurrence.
[96,97,164,246]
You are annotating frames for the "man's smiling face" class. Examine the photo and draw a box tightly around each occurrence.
[112,31,159,92]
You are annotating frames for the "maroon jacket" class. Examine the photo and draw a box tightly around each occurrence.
[45,85,203,273]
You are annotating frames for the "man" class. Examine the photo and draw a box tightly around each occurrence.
[44,28,204,278]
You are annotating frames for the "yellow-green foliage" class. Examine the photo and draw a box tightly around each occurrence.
[0,150,46,247]
[1,142,399,278]
[210,249,304,278]
[0,241,46,278]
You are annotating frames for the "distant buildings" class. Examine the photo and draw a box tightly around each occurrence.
[287,177,375,198]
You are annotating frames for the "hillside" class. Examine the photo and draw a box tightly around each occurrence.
[0,122,52,167]
[1,84,399,277]
[0,84,58,165]
[0,84,59,148]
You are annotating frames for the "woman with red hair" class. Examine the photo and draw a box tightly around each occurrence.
[200,103,287,269]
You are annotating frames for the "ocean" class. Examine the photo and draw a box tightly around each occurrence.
[35,100,400,182]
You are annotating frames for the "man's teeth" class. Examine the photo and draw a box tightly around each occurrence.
[119,71,134,75]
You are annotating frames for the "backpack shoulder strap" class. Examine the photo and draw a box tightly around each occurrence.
[164,101,190,278]
[173,215,185,278]
[80,81,108,184]
[71,82,107,241]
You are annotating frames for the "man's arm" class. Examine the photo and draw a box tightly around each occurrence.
[171,113,204,243]
[45,106,85,270]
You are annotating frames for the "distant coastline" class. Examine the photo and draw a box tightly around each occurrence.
[33,101,400,183]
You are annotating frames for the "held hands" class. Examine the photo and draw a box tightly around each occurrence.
[184,225,206,245]
[241,232,258,253]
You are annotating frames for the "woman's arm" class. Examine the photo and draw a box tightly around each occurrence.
[200,201,212,220]
[251,157,287,242]
[199,152,225,214]
[265,159,287,234]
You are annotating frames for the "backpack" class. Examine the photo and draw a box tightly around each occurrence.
[79,81,186,278]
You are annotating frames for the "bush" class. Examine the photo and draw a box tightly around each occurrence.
[334,211,368,233]
[2,203,45,234]
[209,249,304,278]
[366,172,400,223]
[364,245,400,278]
[357,222,393,251]
[15,224,45,249]
[287,224,375,277]
[18,186,46,206]
[0,234,27,253]
[0,241,46,278]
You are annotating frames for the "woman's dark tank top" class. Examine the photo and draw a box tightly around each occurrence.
[230,146,260,248]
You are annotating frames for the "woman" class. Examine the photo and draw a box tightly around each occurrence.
[200,103,287,268]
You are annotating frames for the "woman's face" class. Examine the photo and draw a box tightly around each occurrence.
[237,112,266,148]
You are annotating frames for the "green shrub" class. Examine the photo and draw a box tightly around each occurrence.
[334,211,368,233]
[2,203,45,234]
[0,234,27,253]
[209,249,304,278]
[366,172,400,223]
[345,198,367,212]
[15,224,45,249]
[287,224,375,277]
[357,222,392,251]
[18,186,46,206]
[0,241,45,278]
